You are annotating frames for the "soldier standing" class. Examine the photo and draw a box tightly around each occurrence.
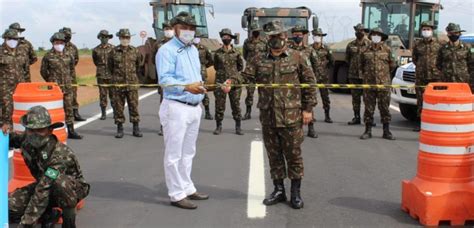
[109,28,143,138]
[92,30,115,120]
[5,106,90,228]
[59,27,86,122]
[360,28,396,140]
[310,28,334,123]
[437,23,473,90]
[213,28,244,135]
[8,22,37,82]
[0,29,28,132]
[289,25,319,138]
[242,24,267,120]
[194,30,214,120]
[412,21,443,132]
[225,21,317,209]
[40,32,83,139]
[346,24,371,125]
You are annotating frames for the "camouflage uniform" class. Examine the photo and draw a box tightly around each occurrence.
[195,42,214,119]
[0,29,28,127]
[92,31,115,111]
[437,24,473,88]
[413,22,443,119]
[64,42,79,105]
[8,106,89,226]
[8,23,37,82]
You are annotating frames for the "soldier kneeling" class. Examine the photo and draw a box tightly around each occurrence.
[4,106,90,228]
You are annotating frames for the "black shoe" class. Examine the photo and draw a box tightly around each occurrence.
[100,107,106,120]
[360,123,372,140]
[204,106,213,120]
[73,109,86,121]
[307,123,318,138]
[235,120,244,135]
[115,123,124,138]
[40,208,61,228]
[133,123,143,137]
[213,121,222,135]
[263,179,287,206]
[242,105,252,120]
[67,124,83,140]
[290,179,304,209]
[157,125,163,136]
[382,123,396,140]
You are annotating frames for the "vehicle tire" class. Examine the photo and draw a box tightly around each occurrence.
[399,103,418,121]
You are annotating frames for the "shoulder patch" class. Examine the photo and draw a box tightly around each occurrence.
[45,167,59,180]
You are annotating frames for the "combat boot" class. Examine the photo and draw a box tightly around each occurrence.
[324,109,333,123]
[213,121,222,135]
[115,123,124,138]
[204,105,213,120]
[132,122,143,137]
[307,122,318,138]
[73,109,86,121]
[290,179,304,209]
[263,179,287,206]
[157,125,163,136]
[40,208,61,228]
[382,123,396,140]
[243,105,252,120]
[100,107,106,120]
[61,208,76,228]
[235,120,244,135]
[348,111,361,125]
[67,124,83,140]
[360,123,372,140]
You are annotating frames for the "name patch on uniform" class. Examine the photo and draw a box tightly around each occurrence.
[45,167,59,180]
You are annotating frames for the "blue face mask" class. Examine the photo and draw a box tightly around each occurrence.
[292,36,303,44]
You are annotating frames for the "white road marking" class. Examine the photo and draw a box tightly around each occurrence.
[389,104,400,113]
[8,90,158,159]
[247,140,266,219]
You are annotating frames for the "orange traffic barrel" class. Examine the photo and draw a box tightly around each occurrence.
[401,83,474,226]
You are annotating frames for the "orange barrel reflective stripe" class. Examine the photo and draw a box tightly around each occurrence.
[401,83,474,226]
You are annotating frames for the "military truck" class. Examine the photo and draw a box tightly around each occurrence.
[241,6,319,44]
[329,0,442,90]
[138,0,221,84]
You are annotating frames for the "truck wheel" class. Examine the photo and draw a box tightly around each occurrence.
[399,103,418,121]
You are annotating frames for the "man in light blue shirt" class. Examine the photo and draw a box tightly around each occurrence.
[157,12,209,210]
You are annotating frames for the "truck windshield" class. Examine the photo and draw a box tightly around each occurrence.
[256,17,308,32]
[363,3,410,46]
[168,4,209,37]
[413,4,440,39]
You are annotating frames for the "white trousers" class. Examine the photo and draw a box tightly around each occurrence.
[159,99,202,202]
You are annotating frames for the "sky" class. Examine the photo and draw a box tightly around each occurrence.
[0,0,472,49]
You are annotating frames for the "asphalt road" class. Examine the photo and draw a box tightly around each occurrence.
[10,89,429,227]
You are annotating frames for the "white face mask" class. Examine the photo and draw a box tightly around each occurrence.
[54,44,65,52]
[193,37,201,44]
[6,39,18,48]
[164,30,174,39]
[120,39,130,47]
[179,30,195,44]
[371,35,382,44]
[313,36,322,43]
[422,30,433,38]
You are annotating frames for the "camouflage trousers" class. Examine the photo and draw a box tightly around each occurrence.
[317,75,331,111]
[1,83,16,125]
[363,89,391,124]
[244,86,256,107]
[72,72,79,109]
[262,125,304,180]
[112,88,140,124]
[214,87,242,121]
[202,93,210,107]
[349,78,364,113]
[97,78,114,108]
[415,78,441,118]
[60,87,75,125]
[8,176,89,225]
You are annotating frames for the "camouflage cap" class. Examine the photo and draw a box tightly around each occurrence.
[311,28,327,37]
[20,106,64,130]
[353,23,369,32]
[116,28,133,38]
[249,23,262,32]
[369,27,389,41]
[9,22,25,32]
[50,32,66,43]
[420,21,436,29]
[263,21,286,36]
[291,25,309,34]
[163,21,172,29]
[2,29,23,40]
[445,23,465,33]
[59,27,75,35]
[219,28,236,39]
[170,12,197,27]
[97,30,113,39]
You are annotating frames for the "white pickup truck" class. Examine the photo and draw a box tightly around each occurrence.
[391,34,474,121]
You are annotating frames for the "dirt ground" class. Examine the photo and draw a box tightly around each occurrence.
[30,55,99,106]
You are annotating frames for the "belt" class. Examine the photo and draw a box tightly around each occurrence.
[170,99,200,107]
